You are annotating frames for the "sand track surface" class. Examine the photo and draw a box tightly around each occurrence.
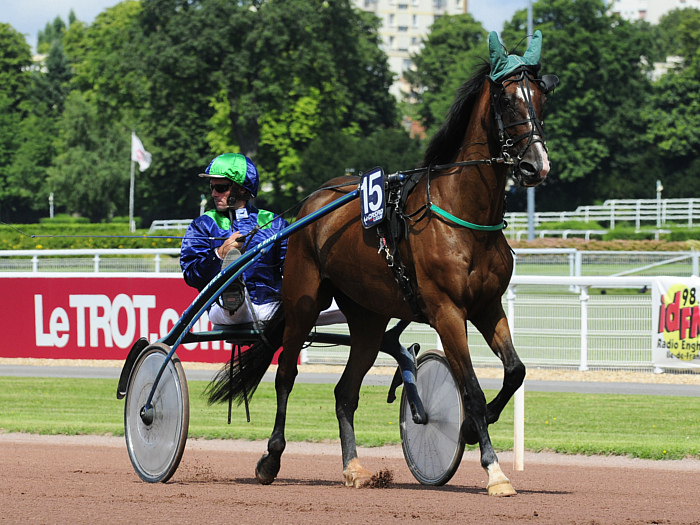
[1,433,698,525]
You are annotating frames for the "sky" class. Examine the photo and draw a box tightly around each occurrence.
[1,0,531,52]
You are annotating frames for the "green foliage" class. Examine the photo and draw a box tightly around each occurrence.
[46,92,131,222]
[1,377,698,459]
[498,0,656,210]
[0,222,179,250]
[405,14,487,132]
[296,128,424,197]
[3,0,700,225]
[39,214,89,224]
[37,16,66,54]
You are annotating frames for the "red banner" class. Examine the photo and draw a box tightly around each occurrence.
[0,274,244,363]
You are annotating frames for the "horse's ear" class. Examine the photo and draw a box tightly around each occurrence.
[522,30,542,65]
[489,31,508,77]
[541,74,559,94]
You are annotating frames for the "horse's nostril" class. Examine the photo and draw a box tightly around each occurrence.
[519,162,536,176]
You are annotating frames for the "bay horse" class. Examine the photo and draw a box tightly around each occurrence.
[207,31,558,495]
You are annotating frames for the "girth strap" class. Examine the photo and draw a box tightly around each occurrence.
[376,172,427,323]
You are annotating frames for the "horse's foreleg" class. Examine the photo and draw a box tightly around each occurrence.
[335,313,387,487]
[472,302,525,426]
[435,312,516,496]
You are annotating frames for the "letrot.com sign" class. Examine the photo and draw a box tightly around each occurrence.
[652,276,700,370]
[0,275,233,362]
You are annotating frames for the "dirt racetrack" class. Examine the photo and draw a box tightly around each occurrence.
[1,433,699,525]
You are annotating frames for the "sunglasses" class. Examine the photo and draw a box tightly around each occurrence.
[210,182,233,193]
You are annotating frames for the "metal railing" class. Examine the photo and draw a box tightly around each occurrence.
[306,276,667,372]
[0,249,181,273]
[148,220,193,233]
[3,248,699,372]
[504,197,700,234]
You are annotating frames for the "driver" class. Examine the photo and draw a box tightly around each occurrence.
[180,153,288,326]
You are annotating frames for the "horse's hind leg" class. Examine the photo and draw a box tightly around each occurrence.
[335,307,388,487]
[254,280,330,485]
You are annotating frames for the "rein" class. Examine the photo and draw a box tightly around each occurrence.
[396,69,549,233]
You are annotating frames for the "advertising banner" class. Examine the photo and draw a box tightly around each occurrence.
[0,274,239,363]
[652,276,700,370]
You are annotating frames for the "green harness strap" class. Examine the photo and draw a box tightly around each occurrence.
[429,204,505,231]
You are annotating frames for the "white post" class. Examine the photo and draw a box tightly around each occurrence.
[49,192,54,219]
[610,201,615,230]
[94,254,100,273]
[579,286,589,371]
[200,194,207,216]
[129,155,136,233]
[154,254,161,273]
[513,384,525,471]
[656,180,663,228]
[507,285,524,470]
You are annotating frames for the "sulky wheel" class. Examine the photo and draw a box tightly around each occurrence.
[124,343,189,483]
[400,349,465,486]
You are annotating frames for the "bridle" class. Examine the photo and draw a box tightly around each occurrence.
[488,68,557,175]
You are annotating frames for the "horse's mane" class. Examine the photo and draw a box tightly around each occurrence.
[421,61,491,167]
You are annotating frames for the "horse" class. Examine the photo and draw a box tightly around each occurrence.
[207,30,558,496]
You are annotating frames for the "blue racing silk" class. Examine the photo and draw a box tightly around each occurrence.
[180,203,288,305]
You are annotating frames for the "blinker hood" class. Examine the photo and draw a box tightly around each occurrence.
[489,30,542,83]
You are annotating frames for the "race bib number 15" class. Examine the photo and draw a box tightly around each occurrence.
[360,167,386,229]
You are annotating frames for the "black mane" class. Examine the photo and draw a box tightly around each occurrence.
[422,61,491,168]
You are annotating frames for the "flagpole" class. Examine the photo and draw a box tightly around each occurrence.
[129,130,135,233]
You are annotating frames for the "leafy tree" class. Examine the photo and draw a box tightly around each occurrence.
[296,128,423,200]
[642,8,700,201]
[64,1,147,118]
[405,14,488,132]
[499,0,655,209]
[0,23,33,221]
[132,0,397,217]
[37,16,66,54]
[47,92,130,222]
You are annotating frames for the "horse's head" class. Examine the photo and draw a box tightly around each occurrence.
[488,31,558,187]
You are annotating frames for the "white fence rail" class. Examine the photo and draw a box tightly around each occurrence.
[0,249,180,273]
[148,219,193,233]
[305,276,662,372]
[3,248,698,278]
[1,248,696,372]
[505,197,700,234]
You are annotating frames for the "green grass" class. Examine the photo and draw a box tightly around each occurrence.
[0,377,698,460]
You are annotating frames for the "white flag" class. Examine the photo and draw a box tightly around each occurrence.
[131,132,152,172]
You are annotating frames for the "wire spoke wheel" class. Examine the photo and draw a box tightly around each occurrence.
[400,349,464,486]
[124,343,189,483]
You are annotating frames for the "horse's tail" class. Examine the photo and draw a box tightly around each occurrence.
[205,304,286,405]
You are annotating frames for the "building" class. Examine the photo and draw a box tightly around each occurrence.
[353,0,468,99]
[609,0,700,24]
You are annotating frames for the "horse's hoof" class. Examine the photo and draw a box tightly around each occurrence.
[487,480,517,496]
[343,458,373,488]
[255,453,280,485]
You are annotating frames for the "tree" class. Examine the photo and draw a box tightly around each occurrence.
[641,8,700,201]
[132,0,397,216]
[296,128,423,199]
[499,0,655,209]
[37,16,66,54]
[0,23,33,221]
[405,14,488,133]
[47,92,130,222]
